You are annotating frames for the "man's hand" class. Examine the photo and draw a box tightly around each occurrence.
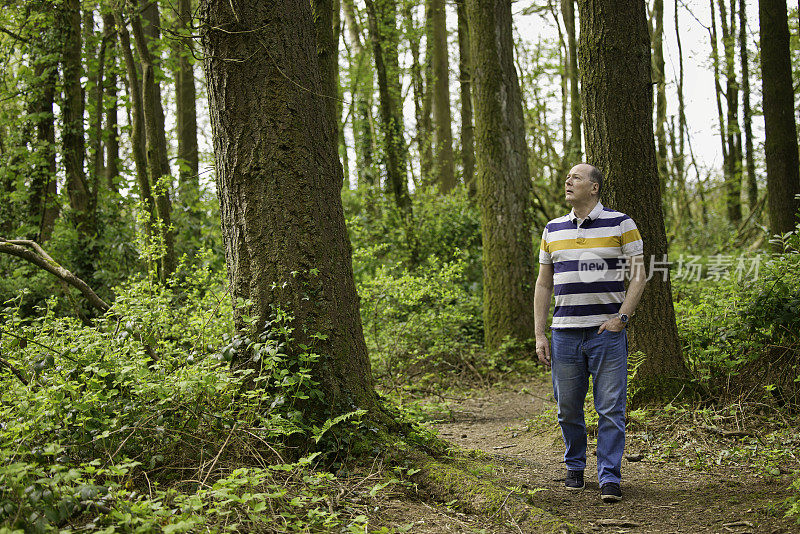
[597,316,625,334]
[536,335,551,368]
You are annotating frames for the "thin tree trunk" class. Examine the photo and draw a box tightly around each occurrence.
[652,0,669,199]
[759,0,800,236]
[456,0,475,196]
[420,0,434,182]
[130,1,176,280]
[175,0,200,212]
[61,0,97,281]
[576,0,687,397]
[710,0,730,201]
[115,11,156,253]
[200,0,386,422]
[365,0,418,263]
[562,0,581,162]
[431,0,455,192]
[103,13,120,192]
[740,0,757,212]
[404,3,426,186]
[28,45,59,242]
[466,0,536,350]
[719,0,742,224]
[673,0,691,225]
[342,0,376,189]
[311,0,340,134]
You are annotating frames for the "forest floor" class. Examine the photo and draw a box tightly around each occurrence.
[376,374,800,534]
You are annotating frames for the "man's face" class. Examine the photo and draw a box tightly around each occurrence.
[564,164,598,204]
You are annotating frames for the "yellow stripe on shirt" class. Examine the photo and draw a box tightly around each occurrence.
[547,235,621,252]
[622,228,642,245]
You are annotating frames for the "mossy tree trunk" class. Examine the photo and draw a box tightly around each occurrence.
[342,0,377,189]
[455,0,476,197]
[174,0,200,224]
[651,0,669,206]
[576,0,687,395]
[200,0,383,416]
[102,13,120,192]
[466,0,536,350]
[739,0,757,212]
[431,0,455,192]
[759,0,800,236]
[718,0,743,225]
[562,0,582,162]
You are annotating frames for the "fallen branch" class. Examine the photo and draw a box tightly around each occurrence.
[0,355,28,386]
[0,238,158,362]
[0,238,109,313]
[700,425,754,439]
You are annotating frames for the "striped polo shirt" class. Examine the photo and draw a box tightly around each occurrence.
[538,202,643,329]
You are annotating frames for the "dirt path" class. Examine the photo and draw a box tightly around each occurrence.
[423,375,800,534]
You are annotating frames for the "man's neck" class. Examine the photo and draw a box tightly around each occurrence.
[570,199,599,220]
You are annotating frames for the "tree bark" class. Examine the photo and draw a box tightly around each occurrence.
[562,0,582,162]
[129,0,176,280]
[404,2,426,186]
[28,37,59,242]
[61,0,97,280]
[456,0,476,197]
[576,0,687,395]
[466,0,536,350]
[672,0,691,225]
[652,0,669,200]
[311,0,340,135]
[115,12,156,249]
[342,0,376,188]
[175,0,200,213]
[103,13,120,192]
[200,0,383,418]
[759,0,800,236]
[739,0,757,213]
[718,0,742,224]
[431,0,456,192]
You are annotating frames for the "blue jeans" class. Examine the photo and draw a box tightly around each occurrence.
[550,327,628,485]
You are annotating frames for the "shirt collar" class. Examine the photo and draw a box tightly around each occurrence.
[569,201,604,226]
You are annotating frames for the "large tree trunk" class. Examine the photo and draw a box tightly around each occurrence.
[130,1,176,280]
[431,0,455,192]
[455,0,475,197]
[759,0,800,236]
[562,0,582,162]
[740,0,757,213]
[200,0,382,418]
[466,0,536,350]
[175,0,200,214]
[576,0,687,395]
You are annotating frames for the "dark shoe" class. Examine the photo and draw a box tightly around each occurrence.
[565,469,585,491]
[600,482,622,502]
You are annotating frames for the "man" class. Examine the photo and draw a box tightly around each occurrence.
[534,163,646,503]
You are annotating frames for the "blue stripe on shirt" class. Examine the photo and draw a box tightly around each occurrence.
[554,281,625,296]
[553,258,624,274]
[553,302,622,317]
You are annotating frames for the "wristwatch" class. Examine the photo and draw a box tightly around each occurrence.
[619,313,630,325]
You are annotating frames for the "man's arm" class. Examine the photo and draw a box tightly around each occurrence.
[534,263,554,367]
[598,254,646,333]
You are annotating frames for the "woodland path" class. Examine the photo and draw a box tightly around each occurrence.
[383,375,800,534]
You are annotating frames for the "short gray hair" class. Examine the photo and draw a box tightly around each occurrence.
[587,165,604,196]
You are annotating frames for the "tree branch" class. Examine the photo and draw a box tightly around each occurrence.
[0,238,110,313]
[0,355,28,386]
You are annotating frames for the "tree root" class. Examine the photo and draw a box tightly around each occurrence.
[401,449,576,533]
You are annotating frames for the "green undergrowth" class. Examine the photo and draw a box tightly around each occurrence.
[0,258,429,533]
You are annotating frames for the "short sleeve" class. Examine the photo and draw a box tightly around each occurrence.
[620,217,644,257]
[538,227,552,264]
